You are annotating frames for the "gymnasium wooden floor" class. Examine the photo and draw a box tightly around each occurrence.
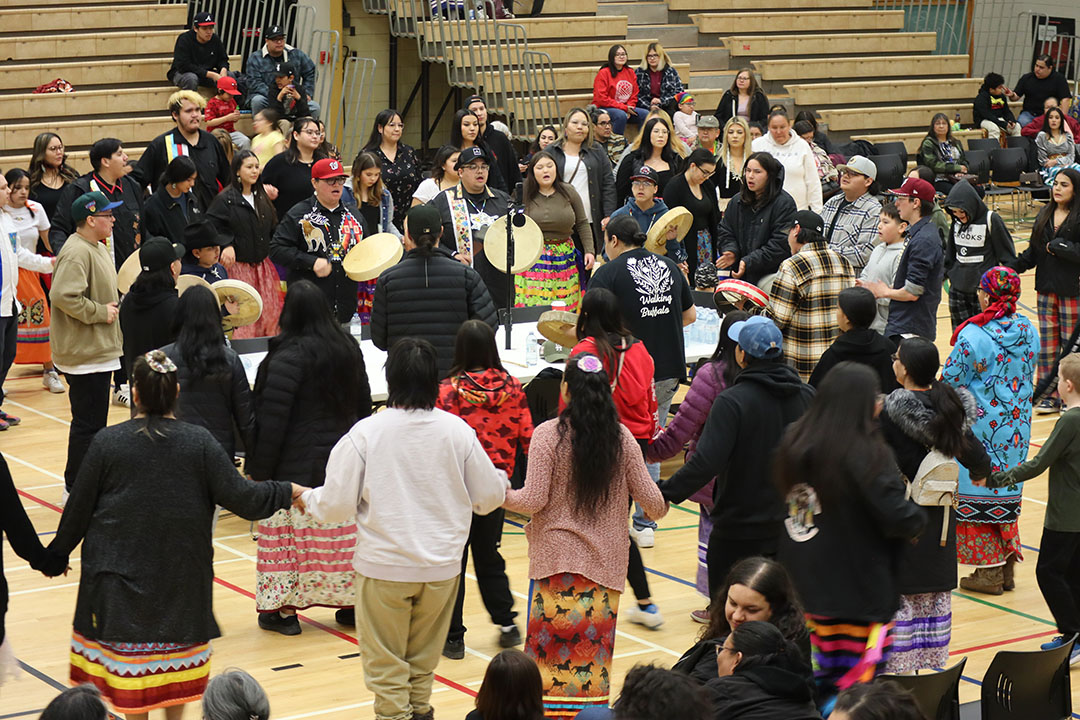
[3,230,1080,718]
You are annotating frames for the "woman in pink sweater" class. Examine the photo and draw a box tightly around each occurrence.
[505,353,668,719]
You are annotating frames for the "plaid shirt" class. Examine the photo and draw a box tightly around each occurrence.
[821,192,882,272]
[770,243,856,380]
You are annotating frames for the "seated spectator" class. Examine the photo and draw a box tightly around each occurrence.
[251,108,286,168]
[202,669,270,720]
[205,76,251,151]
[615,117,684,204]
[693,114,721,156]
[246,25,320,118]
[168,12,229,91]
[716,117,750,200]
[770,210,855,381]
[748,122,765,142]
[707,621,821,720]
[943,179,1017,330]
[576,664,712,720]
[610,166,677,257]
[1021,96,1080,138]
[859,203,907,333]
[673,556,809,684]
[1036,107,1080,185]
[794,110,835,155]
[810,287,896,390]
[591,108,627,169]
[1006,54,1073,126]
[673,92,699,147]
[412,144,460,206]
[466,649,543,720]
[907,166,951,243]
[831,680,928,720]
[636,43,684,117]
[593,44,647,134]
[143,157,205,246]
[974,72,1021,139]
[821,155,881,273]
[752,109,822,212]
[716,68,769,128]
[918,112,969,195]
[266,63,311,122]
[136,91,231,210]
[794,119,838,200]
[40,685,109,720]
[613,108,689,177]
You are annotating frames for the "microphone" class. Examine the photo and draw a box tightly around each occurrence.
[511,182,527,227]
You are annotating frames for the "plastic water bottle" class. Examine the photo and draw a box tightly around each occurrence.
[706,309,720,345]
[526,331,539,366]
[349,313,362,338]
[683,321,692,346]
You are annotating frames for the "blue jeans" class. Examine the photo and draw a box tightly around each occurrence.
[1019,110,1037,126]
[633,377,679,531]
[602,106,649,134]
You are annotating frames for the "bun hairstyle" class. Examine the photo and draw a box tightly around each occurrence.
[559,354,622,515]
[606,214,646,247]
[895,336,967,458]
[131,350,180,437]
[202,669,271,720]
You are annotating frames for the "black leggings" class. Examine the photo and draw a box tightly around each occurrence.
[627,439,654,602]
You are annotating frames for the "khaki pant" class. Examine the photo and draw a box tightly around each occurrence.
[980,119,1021,140]
[355,575,459,720]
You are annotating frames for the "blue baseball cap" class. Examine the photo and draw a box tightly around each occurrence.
[728,315,783,359]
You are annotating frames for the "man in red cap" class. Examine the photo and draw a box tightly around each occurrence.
[270,158,368,323]
[858,177,944,342]
[205,76,251,151]
[168,11,230,91]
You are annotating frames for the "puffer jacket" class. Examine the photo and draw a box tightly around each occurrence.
[436,368,533,475]
[648,359,726,463]
[160,340,255,459]
[247,339,372,487]
[717,189,797,285]
[371,247,498,378]
[548,141,617,253]
[881,387,990,594]
[206,185,275,264]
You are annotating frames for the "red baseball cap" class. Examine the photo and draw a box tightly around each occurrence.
[889,177,936,205]
[217,76,241,96]
[312,158,347,180]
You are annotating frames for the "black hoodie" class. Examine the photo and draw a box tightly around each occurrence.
[659,361,813,539]
[705,656,822,720]
[944,180,1016,292]
[809,328,898,392]
[119,283,179,375]
[973,83,1016,129]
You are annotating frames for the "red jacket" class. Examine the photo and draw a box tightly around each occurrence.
[436,368,533,475]
[1021,112,1080,138]
[205,95,238,133]
[593,66,639,112]
[566,336,658,439]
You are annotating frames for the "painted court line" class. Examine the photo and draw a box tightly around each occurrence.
[5,399,70,427]
[7,453,65,484]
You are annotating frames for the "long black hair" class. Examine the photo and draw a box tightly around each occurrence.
[450,108,483,149]
[1033,167,1080,243]
[448,319,506,377]
[522,150,578,207]
[576,288,635,373]
[172,285,229,381]
[559,353,622,515]
[363,108,403,152]
[895,337,968,458]
[604,43,628,77]
[726,621,803,673]
[740,151,785,210]
[262,280,366,421]
[474,649,544,720]
[774,362,891,505]
[925,112,955,144]
[129,265,176,295]
[631,117,681,168]
[284,116,328,164]
[430,144,460,183]
[227,149,277,224]
[702,555,805,643]
[709,310,749,391]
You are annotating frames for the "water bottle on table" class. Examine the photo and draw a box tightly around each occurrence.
[526,330,539,366]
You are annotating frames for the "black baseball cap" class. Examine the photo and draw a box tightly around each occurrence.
[274,62,296,77]
[193,11,215,26]
[139,237,185,272]
[630,165,659,185]
[455,146,490,170]
[794,210,824,235]
[406,205,442,236]
[265,24,286,39]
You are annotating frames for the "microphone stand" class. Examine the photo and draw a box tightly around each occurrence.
[502,182,526,350]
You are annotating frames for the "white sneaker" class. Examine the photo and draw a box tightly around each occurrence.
[43,370,65,393]
[629,526,655,548]
[59,488,69,509]
[112,384,131,408]
[625,603,664,629]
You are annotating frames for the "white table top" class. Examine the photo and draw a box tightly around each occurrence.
[240,317,718,402]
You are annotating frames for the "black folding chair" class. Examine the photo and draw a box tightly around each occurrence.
[879,657,967,720]
[983,147,1032,217]
[874,141,909,167]
[869,154,907,195]
[980,635,1075,719]
[968,137,1001,153]
[1006,135,1037,172]
[965,149,992,185]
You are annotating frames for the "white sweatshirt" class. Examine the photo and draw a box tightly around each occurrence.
[302,407,508,583]
[752,131,823,212]
[0,212,54,318]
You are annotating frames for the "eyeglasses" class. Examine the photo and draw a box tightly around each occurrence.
[715,645,736,657]
[596,120,612,127]
[461,164,489,173]
[646,53,659,59]
[301,129,324,137]
[839,169,866,178]
[47,144,64,152]
[385,122,404,129]
[891,353,899,362]
[318,177,346,186]
[696,166,716,178]
[631,180,656,188]
[614,51,627,57]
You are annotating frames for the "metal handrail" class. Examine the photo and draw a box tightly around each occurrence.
[329,56,378,161]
